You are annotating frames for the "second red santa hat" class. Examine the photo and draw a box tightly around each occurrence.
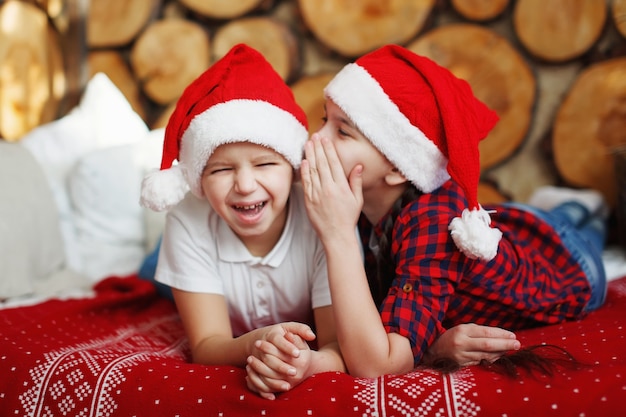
[324,44,502,261]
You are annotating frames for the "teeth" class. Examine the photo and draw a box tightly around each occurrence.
[235,202,265,210]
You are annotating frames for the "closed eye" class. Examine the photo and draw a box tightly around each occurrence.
[204,166,232,175]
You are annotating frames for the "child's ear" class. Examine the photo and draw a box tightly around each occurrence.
[385,167,408,186]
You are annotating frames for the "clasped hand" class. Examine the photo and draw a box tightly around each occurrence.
[246,322,316,400]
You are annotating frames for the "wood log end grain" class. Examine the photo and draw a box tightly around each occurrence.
[130,18,211,106]
[408,23,536,170]
[212,17,300,82]
[297,0,436,57]
[613,0,626,39]
[178,0,272,20]
[450,0,510,22]
[290,72,336,135]
[513,0,607,63]
[0,0,65,141]
[478,181,510,205]
[552,57,626,208]
[152,101,176,130]
[88,0,161,48]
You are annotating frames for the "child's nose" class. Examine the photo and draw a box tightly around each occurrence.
[234,169,257,193]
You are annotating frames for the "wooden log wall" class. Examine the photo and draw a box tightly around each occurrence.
[1,0,626,214]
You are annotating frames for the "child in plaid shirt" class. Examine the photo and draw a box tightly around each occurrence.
[298,44,608,377]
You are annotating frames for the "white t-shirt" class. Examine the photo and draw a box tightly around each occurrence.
[156,184,331,336]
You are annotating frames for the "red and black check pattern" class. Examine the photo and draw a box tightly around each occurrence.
[360,180,591,364]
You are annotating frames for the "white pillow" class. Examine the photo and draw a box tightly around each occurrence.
[68,128,166,281]
[69,144,145,280]
[19,73,149,277]
[0,142,88,299]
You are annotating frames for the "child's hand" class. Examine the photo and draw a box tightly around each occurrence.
[245,323,316,400]
[423,323,521,367]
[300,134,363,242]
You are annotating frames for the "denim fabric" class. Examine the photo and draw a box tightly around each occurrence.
[503,202,607,311]
[138,238,174,301]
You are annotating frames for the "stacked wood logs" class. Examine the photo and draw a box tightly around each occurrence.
[1,0,625,212]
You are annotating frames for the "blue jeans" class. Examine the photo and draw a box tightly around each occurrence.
[138,237,174,301]
[504,202,608,311]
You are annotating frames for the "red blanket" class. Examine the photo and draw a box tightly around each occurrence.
[1,275,625,417]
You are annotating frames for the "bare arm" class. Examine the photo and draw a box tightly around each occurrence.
[308,305,345,374]
[319,226,414,377]
[301,136,414,377]
[173,289,314,367]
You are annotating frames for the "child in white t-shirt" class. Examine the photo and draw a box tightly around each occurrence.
[140,44,519,400]
[140,44,343,400]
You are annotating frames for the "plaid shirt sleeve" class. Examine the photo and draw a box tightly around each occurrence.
[377,196,465,366]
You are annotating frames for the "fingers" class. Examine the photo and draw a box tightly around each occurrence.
[285,332,309,350]
[280,322,316,342]
[247,373,276,400]
[259,336,299,359]
[464,323,517,340]
[428,324,521,368]
[474,337,521,353]
[247,354,294,388]
[246,373,276,401]
[303,134,346,187]
[258,326,313,359]
[246,366,286,401]
[301,142,320,202]
[308,134,332,186]
[464,324,520,352]
[316,134,346,183]
[450,323,520,352]
[300,159,312,200]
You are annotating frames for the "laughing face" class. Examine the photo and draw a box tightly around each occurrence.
[200,142,294,256]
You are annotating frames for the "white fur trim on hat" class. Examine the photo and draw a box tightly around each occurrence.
[324,63,450,193]
[180,99,307,199]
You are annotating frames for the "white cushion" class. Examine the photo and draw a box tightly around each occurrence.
[69,144,145,280]
[0,142,88,299]
[67,128,166,281]
[19,73,149,279]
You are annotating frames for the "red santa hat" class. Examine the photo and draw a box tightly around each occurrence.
[140,43,308,212]
[324,44,502,261]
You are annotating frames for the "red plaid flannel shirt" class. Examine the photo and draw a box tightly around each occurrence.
[359,181,591,364]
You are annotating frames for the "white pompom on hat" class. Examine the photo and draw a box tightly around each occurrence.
[140,43,309,212]
[324,44,502,261]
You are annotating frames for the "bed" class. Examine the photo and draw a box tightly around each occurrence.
[2,74,625,417]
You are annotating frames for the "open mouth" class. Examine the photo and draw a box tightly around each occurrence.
[233,202,266,215]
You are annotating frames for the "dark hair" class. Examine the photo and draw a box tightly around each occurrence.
[427,344,588,378]
[369,185,421,306]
